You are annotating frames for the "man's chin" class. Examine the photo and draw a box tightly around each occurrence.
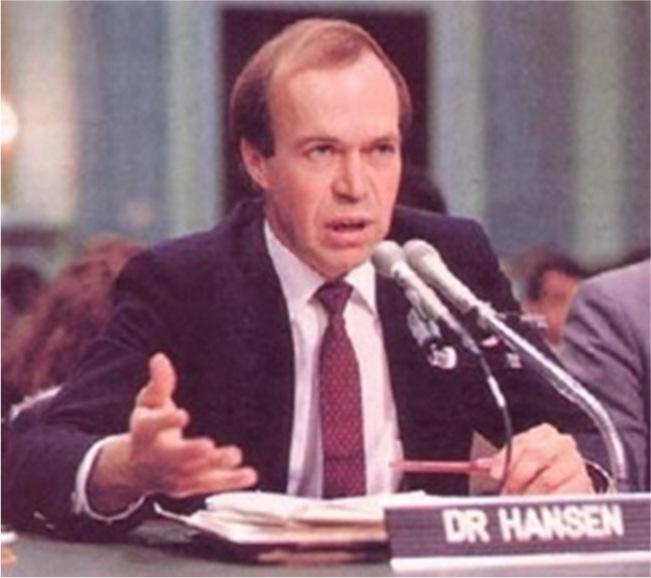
[314,247,373,280]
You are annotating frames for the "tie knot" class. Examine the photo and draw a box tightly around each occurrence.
[315,281,353,317]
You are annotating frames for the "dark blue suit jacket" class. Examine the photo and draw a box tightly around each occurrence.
[4,200,598,533]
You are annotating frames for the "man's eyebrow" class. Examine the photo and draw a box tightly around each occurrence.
[370,133,402,144]
[295,133,402,148]
[295,136,340,148]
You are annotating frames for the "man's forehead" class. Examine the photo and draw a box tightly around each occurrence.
[272,43,375,82]
[270,53,398,114]
[270,49,390,99]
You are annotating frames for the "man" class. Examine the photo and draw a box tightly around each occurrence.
[5,19,599,535]
[521,252,587,349]
[560,259,650,491]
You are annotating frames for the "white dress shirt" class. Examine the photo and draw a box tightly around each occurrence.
[74,220,402,519]
[264,223,402,496]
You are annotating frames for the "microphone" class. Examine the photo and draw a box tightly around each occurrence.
[404,239,493,319]
[372,241,450,322]
[375,240,514,491]
[371,241,478,353]
[404,238,628,490]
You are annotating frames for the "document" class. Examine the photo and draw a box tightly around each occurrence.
[155,491,435,561]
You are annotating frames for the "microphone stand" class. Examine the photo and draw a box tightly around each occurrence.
[470,302,628,492]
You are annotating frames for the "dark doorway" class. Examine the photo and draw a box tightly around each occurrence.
[220,6,430,213]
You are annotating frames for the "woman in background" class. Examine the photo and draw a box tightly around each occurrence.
[2,236,142,419]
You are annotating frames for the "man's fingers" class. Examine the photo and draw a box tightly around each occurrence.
[519,451,592,495]
[489,423,591,495]
[203,445,244,468]
[131,407,189,446]
[175,445,245,474]
[137,353,178,409]
[498,450,546,495]
[156,439,236,469]
[535,474,594,495]
[520,460,575,495]
[140,439,257,497]
[164,466,258,499]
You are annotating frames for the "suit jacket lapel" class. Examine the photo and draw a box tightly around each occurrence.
[377,276,433,451]
[222,203,295,492]
[377,272,472,453]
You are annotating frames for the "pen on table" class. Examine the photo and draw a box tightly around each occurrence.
[390,457,493,475]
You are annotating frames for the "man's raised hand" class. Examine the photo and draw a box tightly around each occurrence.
[87,353,257,515]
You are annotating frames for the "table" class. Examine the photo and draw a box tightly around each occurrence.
[3,521,650,577]
[3,522,389,577]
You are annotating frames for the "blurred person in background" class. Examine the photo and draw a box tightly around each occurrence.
[521,252,588,349]
[1,236,142,420]
[1,263,47,413]
[560,259,650,491]
[1,262,46,344]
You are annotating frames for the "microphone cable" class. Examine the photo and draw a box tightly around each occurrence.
[407,307,513,495]
[475,352,513,495]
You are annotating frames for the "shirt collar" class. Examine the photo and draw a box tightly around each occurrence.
[264,220,377,320]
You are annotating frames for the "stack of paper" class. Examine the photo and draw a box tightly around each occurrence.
[155,491,433,561]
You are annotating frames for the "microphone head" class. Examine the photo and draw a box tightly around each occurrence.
[404,238,444,267]
[404,238,478,314]
[371,240,404,278]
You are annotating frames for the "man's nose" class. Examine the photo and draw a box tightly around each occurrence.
[332,153,368,201]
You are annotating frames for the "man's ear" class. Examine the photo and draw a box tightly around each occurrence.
[240,138,270,191]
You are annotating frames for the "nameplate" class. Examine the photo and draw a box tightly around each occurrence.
[386,493,651,571]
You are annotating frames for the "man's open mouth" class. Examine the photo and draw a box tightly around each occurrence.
[327,218,370,232]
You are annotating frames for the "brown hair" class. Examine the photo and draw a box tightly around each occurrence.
[2,236,142,398]
[229,18,413,157]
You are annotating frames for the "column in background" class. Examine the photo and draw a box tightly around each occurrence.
[482,2,576,258]
[617,1,650,256]
[430,2,487,222]
[573,1,624,264]
[165,2,221,235]
[73,1,169,243]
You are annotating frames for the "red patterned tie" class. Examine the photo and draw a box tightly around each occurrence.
[315,281,366,498]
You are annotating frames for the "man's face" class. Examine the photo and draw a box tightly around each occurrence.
[526,270,580,345]
[242,51,402,279]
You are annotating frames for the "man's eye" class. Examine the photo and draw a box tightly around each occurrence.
[306,144,336,160]
[373,143,397,156]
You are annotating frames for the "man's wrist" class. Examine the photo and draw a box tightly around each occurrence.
[86,434,147,516]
